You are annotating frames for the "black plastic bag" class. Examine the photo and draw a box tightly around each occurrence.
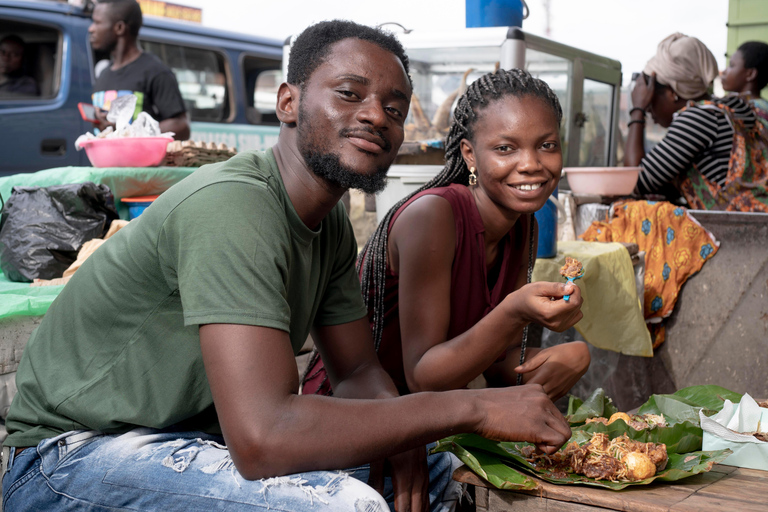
[0,182,119,282]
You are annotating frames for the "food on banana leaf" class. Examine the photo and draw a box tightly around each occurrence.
[585,412,667,430]
[521,433,668,482]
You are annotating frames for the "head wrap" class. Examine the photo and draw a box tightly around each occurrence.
[643,33,719,99]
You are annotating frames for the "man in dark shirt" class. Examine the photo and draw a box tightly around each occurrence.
[89,0,190,140]
[0,35,39,97]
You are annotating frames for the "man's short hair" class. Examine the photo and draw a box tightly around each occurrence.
[97,0,143,38]
[738,41,768,91]
[0,34,26,49]
[287,20,411,89]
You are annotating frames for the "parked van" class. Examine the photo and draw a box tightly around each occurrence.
[0,0,283,176]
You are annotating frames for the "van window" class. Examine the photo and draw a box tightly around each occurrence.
[243,55,280,125]
[141,40,230,122]
[0,20,60,100]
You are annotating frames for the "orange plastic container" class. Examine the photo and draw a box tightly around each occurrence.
[79,136,173,168]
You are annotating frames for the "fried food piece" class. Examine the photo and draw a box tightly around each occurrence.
[624,452,656,480]
[608,412,632,425]
[559,256,583,278]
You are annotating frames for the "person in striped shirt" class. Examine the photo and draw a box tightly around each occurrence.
[624,33,756,201]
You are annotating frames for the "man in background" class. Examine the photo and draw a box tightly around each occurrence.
[89,0,190,139]
[0,35,39,97]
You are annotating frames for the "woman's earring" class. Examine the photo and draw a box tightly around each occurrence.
[674,94,680,102]
[468,166,477,186]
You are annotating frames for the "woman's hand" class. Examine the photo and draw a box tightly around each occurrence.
[514,341,591,401]
[368,447,429,512]
[631,72,656,112]
[506,281,583,333]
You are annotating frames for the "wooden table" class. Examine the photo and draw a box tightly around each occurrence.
[454,464,768,512]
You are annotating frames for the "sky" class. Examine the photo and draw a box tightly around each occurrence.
[178,0,731,86]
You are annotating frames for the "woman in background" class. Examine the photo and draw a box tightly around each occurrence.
[720,40,768,129]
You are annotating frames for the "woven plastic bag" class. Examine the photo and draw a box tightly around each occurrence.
[0,182,119,282]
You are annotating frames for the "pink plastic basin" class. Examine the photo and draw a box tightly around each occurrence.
[564,167,641,196]
[79,136,173,168]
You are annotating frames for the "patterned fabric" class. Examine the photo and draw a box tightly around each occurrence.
[677,100,768,212]
[751,97,768,131]
[581,200,719,348]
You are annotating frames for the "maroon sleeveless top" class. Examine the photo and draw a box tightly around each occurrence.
[301,184,532,396]
[370,184,532,394]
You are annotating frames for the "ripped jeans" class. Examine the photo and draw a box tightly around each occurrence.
[2,429,463,511]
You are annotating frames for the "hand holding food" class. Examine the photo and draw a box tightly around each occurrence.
[471,384,572,455]
[506,282,583,333]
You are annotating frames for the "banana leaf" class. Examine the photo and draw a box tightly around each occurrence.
[567,388,618,424]
[638,386,743,421]
[432,433,731,491]
[432,436,538,491]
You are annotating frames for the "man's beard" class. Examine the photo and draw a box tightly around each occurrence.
[301,150,389,194]
[297,104,391,195]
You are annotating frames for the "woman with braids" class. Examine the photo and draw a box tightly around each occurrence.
[303,68,589,400]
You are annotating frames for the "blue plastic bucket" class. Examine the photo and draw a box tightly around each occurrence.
[121,195,159,220]
[465,0,524,28]
[533,189,558,258]
[127,202,154,219]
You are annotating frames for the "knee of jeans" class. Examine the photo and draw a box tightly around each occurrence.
[339,475,390,512]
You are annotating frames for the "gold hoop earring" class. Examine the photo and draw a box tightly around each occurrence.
[468,166,477,186]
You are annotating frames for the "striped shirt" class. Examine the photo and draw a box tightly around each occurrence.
[637,95,756,194]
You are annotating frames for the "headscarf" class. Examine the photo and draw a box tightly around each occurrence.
[643,33,719,100]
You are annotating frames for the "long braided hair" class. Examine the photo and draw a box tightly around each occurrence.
[358,67,563,352]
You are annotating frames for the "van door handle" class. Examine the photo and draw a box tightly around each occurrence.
[41,139,67,156]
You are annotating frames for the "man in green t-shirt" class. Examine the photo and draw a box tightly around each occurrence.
[2,20,572,512]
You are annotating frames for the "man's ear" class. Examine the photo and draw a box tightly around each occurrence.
[460,138,475,169]
[113,20,127,37]
[276,82,299,124]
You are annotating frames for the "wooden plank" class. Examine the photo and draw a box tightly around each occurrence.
[489,490,615,512]
[672,494,768,512]
[694,470,768,505]
[459,463,766,512]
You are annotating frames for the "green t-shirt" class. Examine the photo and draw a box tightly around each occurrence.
[5,149,367,447]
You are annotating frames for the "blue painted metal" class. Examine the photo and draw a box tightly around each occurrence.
[465,0,524,28]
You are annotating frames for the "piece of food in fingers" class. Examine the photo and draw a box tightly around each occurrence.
[559,256,583,278]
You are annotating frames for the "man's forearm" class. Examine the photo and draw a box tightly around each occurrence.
[160,113,190,140]
[227,389,478,480]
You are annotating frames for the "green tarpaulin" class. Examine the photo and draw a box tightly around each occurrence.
[0,166,198,319]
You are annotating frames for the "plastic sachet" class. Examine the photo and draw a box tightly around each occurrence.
[75,94,175,150]
[700,393,768,470]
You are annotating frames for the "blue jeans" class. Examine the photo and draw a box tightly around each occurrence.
[2,428,462,511]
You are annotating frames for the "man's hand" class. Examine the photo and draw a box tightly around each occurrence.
[92,106,115,131]
[472,384,572,454]
[514,341,591,401]
[369,447,429,512]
